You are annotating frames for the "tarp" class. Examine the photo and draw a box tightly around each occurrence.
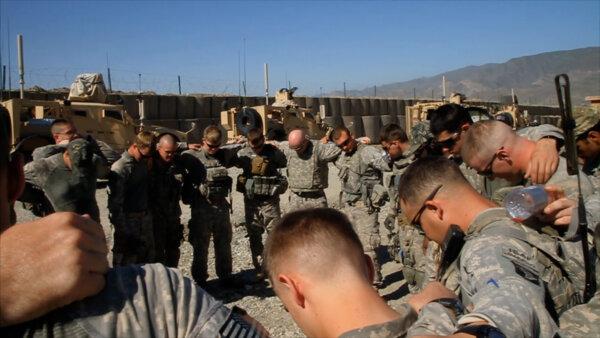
[68,73,108,103]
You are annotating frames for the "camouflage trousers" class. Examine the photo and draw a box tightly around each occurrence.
[244,196,281,270]
[112,212,154,266]
[397,220,438,293]
[559,291,600,337]
[189,200,232,282]
[343,201,383,284]
[288,191,328,210]
[151,207,183,268]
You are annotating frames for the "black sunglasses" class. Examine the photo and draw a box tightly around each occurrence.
[477,153,497,178]
[205,142,221,149]
[410,184,443,231]
[436,132,459,149]
[336,137,352,149]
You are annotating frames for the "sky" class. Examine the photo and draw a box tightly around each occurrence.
[0,0,598,97]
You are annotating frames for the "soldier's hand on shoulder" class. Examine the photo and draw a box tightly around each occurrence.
[187,143,202,151]
[525,138,559,184]
[407,281,457,313]
[0,212,109,326]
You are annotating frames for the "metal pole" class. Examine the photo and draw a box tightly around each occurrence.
[413,88,416,100]
[17,34,24,99]
[138,73,141,93]
[243,38,246,97]
[263,63,269,105]
[320,87,323,98]
[238,50,241,97]
[343,82,346,97]
[178,75,182,95]
[442,75,446,101]
[107,67,112,92]
[374,85,377,97]
[7,18,12,95]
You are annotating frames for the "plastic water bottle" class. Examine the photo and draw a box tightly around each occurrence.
[504,185,549,222]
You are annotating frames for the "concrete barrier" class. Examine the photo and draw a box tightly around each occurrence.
[362,115,381,143]
[177,96,195,119]
[341,98,352,116]
[194,96,211,118]
[159,95,177,120]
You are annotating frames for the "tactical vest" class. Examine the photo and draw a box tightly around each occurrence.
[236,146,287,198]
[459,209,584,318]
[287,141,328,191]
[45,161,99,221]
[197,151,232,199]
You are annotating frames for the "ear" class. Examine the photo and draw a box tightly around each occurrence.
[460,123,470,133]
[496,147,512,164]
[277,274,306,309]
[425,200,443,221]
[588,131,600,142]
[363,254,375,283]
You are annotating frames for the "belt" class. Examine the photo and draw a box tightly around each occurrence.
[292,190,325,198]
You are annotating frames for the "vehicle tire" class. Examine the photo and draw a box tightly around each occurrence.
[235,107,263,136]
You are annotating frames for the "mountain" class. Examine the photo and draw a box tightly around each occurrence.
[330,47,600,106]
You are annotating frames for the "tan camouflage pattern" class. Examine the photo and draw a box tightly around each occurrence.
[407,302,459,336]
[244,197,281,269]
[288,192,328,210]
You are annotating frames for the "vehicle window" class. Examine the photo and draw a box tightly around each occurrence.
[105,110,123,121]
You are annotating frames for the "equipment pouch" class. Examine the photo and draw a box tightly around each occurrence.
[236,175,247,193]
[370,184,389,207]
[251,156,270,176]
[437,224,465,280]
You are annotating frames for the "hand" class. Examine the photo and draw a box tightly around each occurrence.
[320,135,329,144]
[187,143,202,151]
[525,138,559,184]
[357,136,371,144]
[407,281,457,313]
[536,185,575,227]
[0,212,109,326]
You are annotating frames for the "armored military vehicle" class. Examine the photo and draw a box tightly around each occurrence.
[220,88,330,141]
[3,74,195,159]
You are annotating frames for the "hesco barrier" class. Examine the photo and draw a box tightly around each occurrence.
[361,98,371,116]
[329,98,342,117]
[306,97,319,112]
[362,115,381,143]
[342,115,361,137]
[370,99,380,116]
[178,96,195,119]
[294,96,307,109]
[341,97,352,116]
[323,115,344,128]
[319,97,332,116]
[194,96,211,118]
[380,115,395,128]
[159,95,177,120]
[142,95,159,120]
[379,99,389,116]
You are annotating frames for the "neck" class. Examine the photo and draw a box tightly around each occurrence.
[449,188,497,233]
[312,280,399,337]
[514,137,536,176]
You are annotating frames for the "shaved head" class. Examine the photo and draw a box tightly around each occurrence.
[157,133,177,148]
[461,120,515,164]
[156,133,177,163]
[288,129,306,147]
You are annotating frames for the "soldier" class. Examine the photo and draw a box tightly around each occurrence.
[380,123,438,293]
[235,128,287,274]
[332,126,390,286]
[428,103,563,197]
[574,109,600,188]
[32,118,120,167]
[461,120,595,200]
[180,125,238,286]
[278,128,341,209]
[149,133,184,267]
[108,131,155,266]
[399,157,586,337]
[22,138,105,222]
[263,207,459,338]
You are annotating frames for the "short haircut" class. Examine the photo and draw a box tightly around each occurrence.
[460,120,513,164]
[398,156,468,205]
[429,104,473,136]
[579,121,600,140]
[264,208,364,280]
[332,126,351,141]
[157,133,177,148]
[203,125,222,144]
[50,118,73,134]
[134,131,155,148]
[380,123,408,143]
[247,128,264,145]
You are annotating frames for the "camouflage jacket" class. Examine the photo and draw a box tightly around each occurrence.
[455,207,586,337]
[279,140,341,192]
[583,155,600,190]
[108,151,150,225]
[24,153,100,221]
[335,143,390,202]
[339,303,417,338]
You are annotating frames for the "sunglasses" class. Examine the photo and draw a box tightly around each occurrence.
[206,142,221,149]
[409,184,443,232]
[436,132,459,149]
[477,153,497,178]
[336,137,352,149]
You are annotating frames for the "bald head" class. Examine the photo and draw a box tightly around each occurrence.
[288,128,307,152]
[157,133,177,163]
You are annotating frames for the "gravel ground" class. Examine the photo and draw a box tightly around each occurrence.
[14,164,410,337]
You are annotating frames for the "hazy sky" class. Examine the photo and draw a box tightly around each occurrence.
[0,1,598,96]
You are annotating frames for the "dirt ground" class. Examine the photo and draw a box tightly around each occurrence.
[14,164,411,337]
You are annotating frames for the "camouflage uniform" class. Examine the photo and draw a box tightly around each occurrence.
[281,140,341,210]
[383,146,437,293]
[149,155,184,267]
[410,120,431,148]
[583,155,600,190]
[447,208,585,337]
[23,139,105,222]
[336,143,390,284]
[235,144,287,270]
[2,264,266,337]
[180,146,238,283]
[108,151,154,266]
[339,303,417,338]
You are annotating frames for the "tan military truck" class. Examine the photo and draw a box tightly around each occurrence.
[3,97,195,159]
[220,88,330,141]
